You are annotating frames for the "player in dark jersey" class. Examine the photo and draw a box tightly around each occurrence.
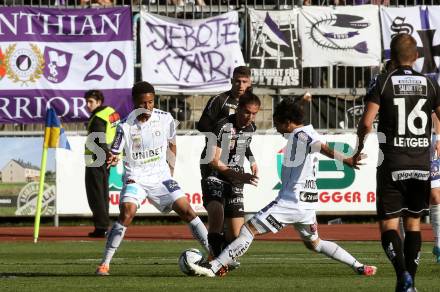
[200,91,260,259]
[198,66,258,258]
[354,34,440,292]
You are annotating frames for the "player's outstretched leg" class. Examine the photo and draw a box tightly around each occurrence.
[190,223,256,277]
[96,202,135,276]
[305,238,377,276]
[172,197,210,254]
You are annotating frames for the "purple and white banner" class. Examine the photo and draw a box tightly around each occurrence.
[0,7,134,123]
[140,11,244,93]
[299,5,381,67]
[381,6,440,83]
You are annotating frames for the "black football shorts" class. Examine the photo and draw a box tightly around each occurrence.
[201,177,244,218]
[376,165,430,220]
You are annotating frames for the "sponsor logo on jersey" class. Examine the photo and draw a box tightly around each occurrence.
[131,146,164,160]
[299,192,319,203]
[393,137,429,148]
[265,214,283,231]
[5,43,44,85]
[391,76,427,96]
[391,170,430,181]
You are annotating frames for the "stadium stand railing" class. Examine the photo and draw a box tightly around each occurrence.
[1,0,434,134]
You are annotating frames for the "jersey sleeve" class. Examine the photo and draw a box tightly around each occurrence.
[214,122,228,148]
[167,113,177,142]
[110,124,125,155]
[294,128,322,154]
[197,95,223,132]
[364,74,381,105]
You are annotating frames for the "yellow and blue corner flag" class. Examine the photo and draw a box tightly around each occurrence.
[43,108,71,150]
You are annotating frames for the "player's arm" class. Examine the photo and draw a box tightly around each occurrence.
[209,145,258,186]
[354,74,381,160]
[432,112,440,158]
[355,102,379,156]
[318,142,364,170]
[167,114,177,176]
[107,124,125,168]
[244,130,258,176]
[197,95,222,133]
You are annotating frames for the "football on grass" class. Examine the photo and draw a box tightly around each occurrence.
[178,248,204,276]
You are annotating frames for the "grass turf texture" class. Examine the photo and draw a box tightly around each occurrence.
[0,240,438,291]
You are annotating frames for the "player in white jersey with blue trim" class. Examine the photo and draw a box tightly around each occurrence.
[190,97,377,277]
[430,113,440,263]
[95,82,209,276]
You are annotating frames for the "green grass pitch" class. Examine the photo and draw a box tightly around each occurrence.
[0,240,438,291]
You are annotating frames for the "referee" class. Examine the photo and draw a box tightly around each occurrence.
[354,34,440,292]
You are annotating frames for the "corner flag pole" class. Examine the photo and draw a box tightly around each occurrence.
[34,146,48,243]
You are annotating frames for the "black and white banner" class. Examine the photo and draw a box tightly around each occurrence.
[299,5,381,67]
[140,11,245,93]
[248,9,301,88]
[381,6,440,82]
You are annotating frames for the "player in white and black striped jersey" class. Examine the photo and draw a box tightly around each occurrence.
[190,97,377,278]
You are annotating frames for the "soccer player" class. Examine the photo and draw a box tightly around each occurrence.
[354,34,440,291]
[201,91,260,258]
[95,81,210,276]
[189,97,377,278]
[198,66,258,256]
[431,114,440,263]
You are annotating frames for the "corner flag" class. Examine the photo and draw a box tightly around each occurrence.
[34,108,71,243]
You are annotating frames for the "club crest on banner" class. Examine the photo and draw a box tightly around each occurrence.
[43,47,73,84]
[4,43,45,85]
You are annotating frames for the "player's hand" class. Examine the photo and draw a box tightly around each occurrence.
[237,173,259,186]
[344,153,367,169]
[106,152,119,169]
[251,163,259,176]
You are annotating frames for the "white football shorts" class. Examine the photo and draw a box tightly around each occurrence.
[249,199,319,242]
[120,178,185,213]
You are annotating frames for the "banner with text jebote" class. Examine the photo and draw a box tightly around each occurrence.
[140,11,245,93]
[56,134,378,216]
[0,7,134,123]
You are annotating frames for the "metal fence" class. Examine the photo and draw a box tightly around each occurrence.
[0,0,432,133]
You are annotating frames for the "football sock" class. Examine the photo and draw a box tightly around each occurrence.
[381,229,406,277]
[403,231,421,282]
[431,204,440,247]
[188,217,210,254]
[399,217,406,239]
[315,240,362,269]
[211,225,254,273]
[208,233,225,257]
[101,221,127,266]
